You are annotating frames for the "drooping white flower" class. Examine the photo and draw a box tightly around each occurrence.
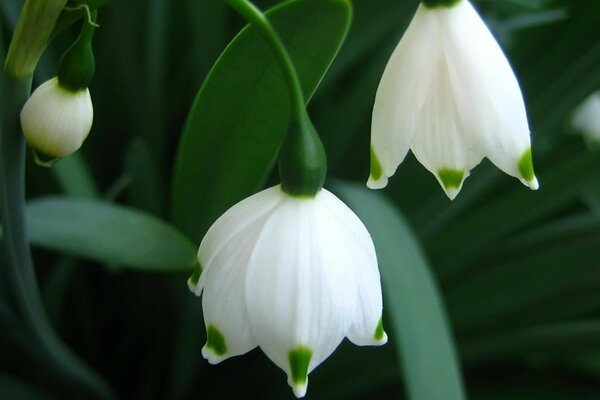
[571,91,600,144]
[20,77,93,161]
[368,0,538,199]
[188,185,387,398]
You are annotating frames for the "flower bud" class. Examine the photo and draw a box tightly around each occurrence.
[20,77,93,163]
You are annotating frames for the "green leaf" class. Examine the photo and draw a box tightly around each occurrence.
[429,150,600,277]
[171,0,352,241]
[26,197,196,271]
[51,154,99,198]
[333,182,466,400]
[0,374,56,400]
[125,137,163,214]
[447,235,600,334]
[462,320,600,364]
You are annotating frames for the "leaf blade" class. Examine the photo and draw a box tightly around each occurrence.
[333,182,466,400]
[27,197,196,271]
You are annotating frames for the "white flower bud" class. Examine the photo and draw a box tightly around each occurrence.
[20,77,93,161]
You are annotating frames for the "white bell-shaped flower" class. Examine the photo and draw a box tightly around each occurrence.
[368,0,538,199]
[572,91,600,144]
[20,77,93,161]
[188,185,387,398]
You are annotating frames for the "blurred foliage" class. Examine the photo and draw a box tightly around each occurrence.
[1,0,600,399]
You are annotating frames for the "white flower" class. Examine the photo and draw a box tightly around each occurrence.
[571,91,600,144]
[368,0,538,200]
[20,77,93,160]
[188,185,386,398]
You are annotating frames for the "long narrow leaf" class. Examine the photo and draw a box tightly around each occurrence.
[334,182,466,400]
[27,197,196,271]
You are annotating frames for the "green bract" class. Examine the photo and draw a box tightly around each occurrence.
[57,9,97,91]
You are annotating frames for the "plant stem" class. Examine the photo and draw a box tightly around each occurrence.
[222,0,328,197]
[0,75,115,399]
[222,0,306,119]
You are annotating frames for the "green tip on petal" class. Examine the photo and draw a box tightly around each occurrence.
[186,261,203,293]
[206,325,227,356]
[438,168,464,190]
[370,145,383,181]
[518,148,539,190]
[422,0,462,9]
[437,168,465,200]
[32,148,61,168]
[367,146,388,189]
[374,317,387,343]
[288,346,312,397]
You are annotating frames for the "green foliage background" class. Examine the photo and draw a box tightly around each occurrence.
[1,0,600,399]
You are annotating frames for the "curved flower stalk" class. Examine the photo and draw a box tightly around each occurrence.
[20,77,93,161]
[188,185,387,398]
[572,91,600,144]
[368,0,539,199]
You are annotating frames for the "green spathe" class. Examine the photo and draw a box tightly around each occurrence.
[438,168,464,190]
[288,346,312,385]
[58,10,97,92]
[206,325,227,355]
[422,0,462,9]
[278,113,327,197]
[518,147,535,182]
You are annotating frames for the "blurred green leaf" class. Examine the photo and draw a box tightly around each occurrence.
[430,150,600,278]
[334,182,466,400]
[26,197,196,271]
[0,374,56,400]
[462,320,600,364]
[448,235,600,334]
[171,0,352,241]
[51,154,99,198]
[125,137,163,214]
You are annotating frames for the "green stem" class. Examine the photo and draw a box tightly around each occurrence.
[222,0,327,197]
[0,76,115,399]
[222,0,306,119]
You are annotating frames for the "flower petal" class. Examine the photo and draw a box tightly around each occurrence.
[245,191,354,397]
[194,185,284,295]
[369,4,440,189]
[439,0,538,189]
[320,190,386,346]
[409,40,483,200]
[195,186,284,363]
[572,91,600,143]
[200,221,264,364]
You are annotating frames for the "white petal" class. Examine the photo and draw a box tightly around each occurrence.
[319,190,386,346]
[200,222,264,364]
[245,190,354,397]
[572,91,600,142]
[369,4,440,188]
[20,77,93,158]
[439,0,537,188]
[409,39,483,200]
[194,185,284,294]
[195,186,284,363]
